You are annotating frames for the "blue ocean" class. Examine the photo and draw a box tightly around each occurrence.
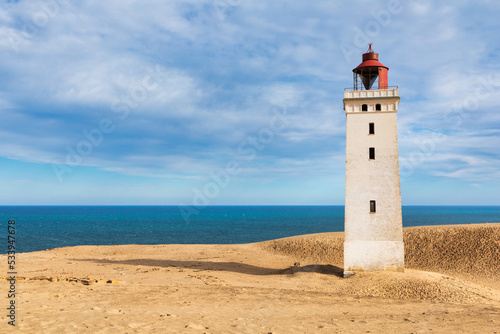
[1,206,500,253]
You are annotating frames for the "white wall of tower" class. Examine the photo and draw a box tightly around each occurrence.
[343,91,404,273]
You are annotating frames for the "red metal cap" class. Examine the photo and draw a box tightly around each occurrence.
[352,44,389,90]
[353,44,388,72]
[362,51,379,61]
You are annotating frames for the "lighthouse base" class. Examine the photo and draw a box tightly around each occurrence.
[343,240,404,277]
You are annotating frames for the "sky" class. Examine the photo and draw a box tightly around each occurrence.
[0,0,500,206]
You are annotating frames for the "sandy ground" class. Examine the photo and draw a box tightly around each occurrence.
[1,223,499,333]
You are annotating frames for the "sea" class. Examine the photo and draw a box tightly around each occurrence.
[1,206,500,253]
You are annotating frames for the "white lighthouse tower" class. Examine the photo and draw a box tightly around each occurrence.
[343,44,404,277]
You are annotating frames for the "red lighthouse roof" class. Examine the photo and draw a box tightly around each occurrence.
[353,44,388,72]
[352,44,389,90]
[353,58,388,70]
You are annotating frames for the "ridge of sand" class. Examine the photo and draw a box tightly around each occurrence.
[1,223,499,333]
[261,223,500,290]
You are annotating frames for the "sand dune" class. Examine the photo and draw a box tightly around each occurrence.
[262,223,500,289]
[1,223,499,333]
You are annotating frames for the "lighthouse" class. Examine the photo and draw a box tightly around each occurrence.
[343,44,404,276]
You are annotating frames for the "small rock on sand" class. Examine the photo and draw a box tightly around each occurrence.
[186,323,207,330]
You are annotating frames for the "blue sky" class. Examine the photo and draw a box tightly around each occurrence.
[0,0,499,205]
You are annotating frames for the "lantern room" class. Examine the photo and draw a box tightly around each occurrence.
[352,44,389,90]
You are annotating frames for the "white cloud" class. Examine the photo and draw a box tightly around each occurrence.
[0,0,499,203]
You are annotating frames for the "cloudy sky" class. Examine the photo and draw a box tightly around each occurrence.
[0,0,499,205]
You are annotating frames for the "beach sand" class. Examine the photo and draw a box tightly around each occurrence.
[1,223,499,333]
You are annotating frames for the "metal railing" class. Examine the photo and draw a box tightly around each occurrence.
[344,86,398,91]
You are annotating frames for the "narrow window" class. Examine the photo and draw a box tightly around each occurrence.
[362,104,368,112]
[370,200,376,213]
[376,103,381,111]
[369,123,375,135]
[369,147,375,160]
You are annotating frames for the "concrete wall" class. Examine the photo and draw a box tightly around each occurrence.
[343,92,404,275]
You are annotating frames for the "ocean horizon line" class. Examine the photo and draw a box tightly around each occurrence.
[1,205,499,253]
[1,204,499,207]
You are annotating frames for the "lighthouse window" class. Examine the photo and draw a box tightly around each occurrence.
[362,104,368,112]
[370,200,376,213]
[369,123,375,135]
[376,104,381,111]
[369,147,375,160]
